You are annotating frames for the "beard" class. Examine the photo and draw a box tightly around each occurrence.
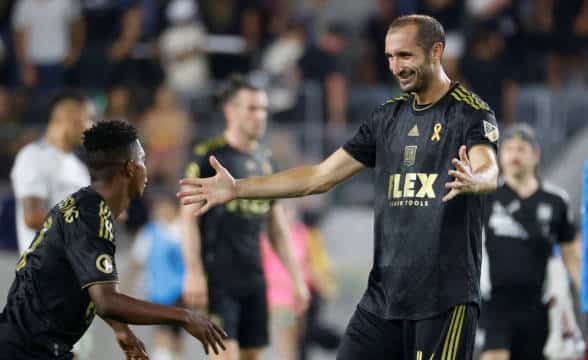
[397,58,434,94]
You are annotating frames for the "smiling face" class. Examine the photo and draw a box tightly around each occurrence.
[385,24,441,94]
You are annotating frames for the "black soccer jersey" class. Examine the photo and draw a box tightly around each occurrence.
[184,136,275,292]
[1,187,118,356]
[483,180,576,303]
[343,83,499,320]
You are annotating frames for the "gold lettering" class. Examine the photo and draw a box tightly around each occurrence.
[393,174,402,198]
[403,173,417,197]
[416,173,438,198]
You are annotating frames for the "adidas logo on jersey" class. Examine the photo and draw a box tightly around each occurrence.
[408,124,420,137]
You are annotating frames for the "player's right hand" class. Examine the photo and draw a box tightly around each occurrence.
[183,270,208,309]
[183,309,227,355]
[178,156,237,216]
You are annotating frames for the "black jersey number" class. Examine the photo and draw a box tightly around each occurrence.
[16,216,53,271]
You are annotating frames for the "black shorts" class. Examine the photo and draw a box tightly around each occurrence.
[337,304,478,360]
[0,319,72,360]
[208,285,269,349]
[481,300,548,358]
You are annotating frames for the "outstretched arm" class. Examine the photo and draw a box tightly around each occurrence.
[178,148,365,216]
[88,283,226,355]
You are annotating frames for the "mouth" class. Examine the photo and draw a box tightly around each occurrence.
[397,70,415,84]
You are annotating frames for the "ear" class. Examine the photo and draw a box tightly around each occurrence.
[431,42,444,62]
[124,160,135,179]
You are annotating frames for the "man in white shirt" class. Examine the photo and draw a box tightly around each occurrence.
[11,90,91,253]
[12,0,84,91]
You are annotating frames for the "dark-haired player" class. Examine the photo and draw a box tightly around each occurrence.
[0,121,226,359]
[480,125,580,360]
[180,74,309,360]
[178,15,500,359]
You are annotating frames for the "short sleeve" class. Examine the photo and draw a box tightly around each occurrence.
[10,146,49,199]
[183,150,214,180]
[556,194,577,244]
[465,110,499,153]
[64,199,118,288]
[342,111,377,168]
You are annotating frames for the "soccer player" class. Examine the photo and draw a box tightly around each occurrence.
[10,90,92,254]
[480,125,581,360]
[180,74,309,360]
[178,15,500,359]
[0,121,226,360]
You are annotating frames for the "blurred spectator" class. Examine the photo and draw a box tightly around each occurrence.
[260,21,305,114]
[104,84,134,123]
[12,0,84,93]
[261,204,309,360]
[299,23,349,128]
[198,0,268,78]
[160,0,210,106]
[359,0,397,84]
[76,0,141,91]
[418,0,465,80]
[125,189,185,360]
[460,24,516,125]
[140,86,191,187]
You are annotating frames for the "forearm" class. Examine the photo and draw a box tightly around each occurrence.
[103,317,130,334]
[70,19,85,56]
[14,29,29,66]
[95,291,189,326]
[236,164,331,200]
[562,240,582,291]
[180,207,205,274]
[268,221,304,286]
[470,147,499,194]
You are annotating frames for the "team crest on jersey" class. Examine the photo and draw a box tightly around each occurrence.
[96,254,114,274]
[537,203,553,223]
[483,120,499,143]
[404,145,417,167]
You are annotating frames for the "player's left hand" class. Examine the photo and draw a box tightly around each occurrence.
[293,281,310,316]
[443,145,479,202]
[115,328,149,360]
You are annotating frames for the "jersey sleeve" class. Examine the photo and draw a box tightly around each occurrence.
[10,145,49,199]
[342,109,378,168]
[464,110,499,153]
[64,199,118,289]
[556,193,577,244]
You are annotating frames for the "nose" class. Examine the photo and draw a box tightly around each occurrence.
[389,57,401,77]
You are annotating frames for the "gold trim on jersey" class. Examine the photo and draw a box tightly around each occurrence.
[193,135,227,156]
[98,201,114,241]
[441,305,467,360]
[451,86,490,111]
[81,280,119,290]
[385,94,409,104]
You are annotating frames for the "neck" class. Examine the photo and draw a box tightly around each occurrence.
[504,172,539,197]
[91,180,130,219]
[414,69,452,105]
[46,124,73,153]
[224,128,257,154]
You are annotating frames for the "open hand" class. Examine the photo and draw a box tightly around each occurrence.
[442,145,478,202]
[178,156,237,216]
[115,327,149,360]
[183,310,227,355]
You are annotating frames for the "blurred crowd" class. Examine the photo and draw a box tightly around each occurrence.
[0,0,586,185]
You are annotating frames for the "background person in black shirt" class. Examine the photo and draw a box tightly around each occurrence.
[178,15,499,359]
[180,74,309,360]
[480,124,581,360]
[0,120,226,359]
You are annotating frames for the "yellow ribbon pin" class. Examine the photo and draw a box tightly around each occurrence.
[431,123,442,141]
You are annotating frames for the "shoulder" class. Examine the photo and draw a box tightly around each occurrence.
[11,141,47,176]
[541,181,571,206]
[372,93,410,120]
[449,84,493,115]
[192,135,228,158]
